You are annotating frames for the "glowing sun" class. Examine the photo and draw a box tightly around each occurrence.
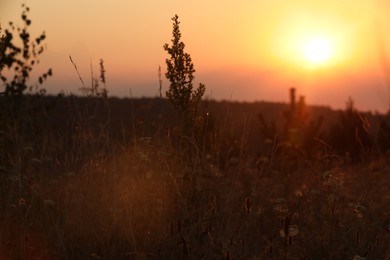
[302,37,332,66]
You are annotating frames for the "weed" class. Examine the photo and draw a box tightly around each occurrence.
[164,14,206,138]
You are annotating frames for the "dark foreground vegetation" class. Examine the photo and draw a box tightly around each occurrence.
[1,93,390,259]
[1,5,390,260]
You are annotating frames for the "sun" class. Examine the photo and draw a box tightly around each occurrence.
[302,37,332,66]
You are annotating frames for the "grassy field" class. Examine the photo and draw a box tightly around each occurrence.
[1,93,390,260]
[1,6,390,259]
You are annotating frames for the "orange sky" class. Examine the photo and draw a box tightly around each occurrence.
[1,0,390,112]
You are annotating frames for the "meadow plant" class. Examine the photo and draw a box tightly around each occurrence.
[164,15,206,137]
[0,4,53,160]
[0,4,55,176]
[0,7,58,259]
[257,88,324,176]
[0,4,52,99]
[258,88,323,151]
[328,97,374,162]
[65,56,112,170]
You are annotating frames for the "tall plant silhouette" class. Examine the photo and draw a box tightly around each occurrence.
[0,5,52,175]
[0,4,52,99]
[258,88,324,152]
[164,15,205,135]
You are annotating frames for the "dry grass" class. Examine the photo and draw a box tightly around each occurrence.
[1,81,390,258]
[2,128,390,259]
[0,55,388,260]
[2,6,390,259]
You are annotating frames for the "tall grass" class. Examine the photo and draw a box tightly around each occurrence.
[2,86,390,259]
[1,6,390,260]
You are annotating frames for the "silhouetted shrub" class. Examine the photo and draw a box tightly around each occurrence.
[258,88,324,157]
[0,4,52,99]
[0,5,53,175]
[164,15,206,137]
[328,97,374,162]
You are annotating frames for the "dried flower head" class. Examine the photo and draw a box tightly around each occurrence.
[280,225,299,238]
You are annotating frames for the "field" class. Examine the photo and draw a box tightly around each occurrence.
[2,6,390,259]
[1,93,390,259]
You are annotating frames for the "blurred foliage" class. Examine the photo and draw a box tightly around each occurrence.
[328,97,374,162]
[257,88,324,171]
[258,88,324,151]
[378,115,390,152]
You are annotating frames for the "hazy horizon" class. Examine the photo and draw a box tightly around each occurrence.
[1,0,390,112]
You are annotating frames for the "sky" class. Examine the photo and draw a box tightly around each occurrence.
[1,0,390,112]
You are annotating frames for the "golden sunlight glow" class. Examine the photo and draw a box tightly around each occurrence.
[302,37,332,66]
